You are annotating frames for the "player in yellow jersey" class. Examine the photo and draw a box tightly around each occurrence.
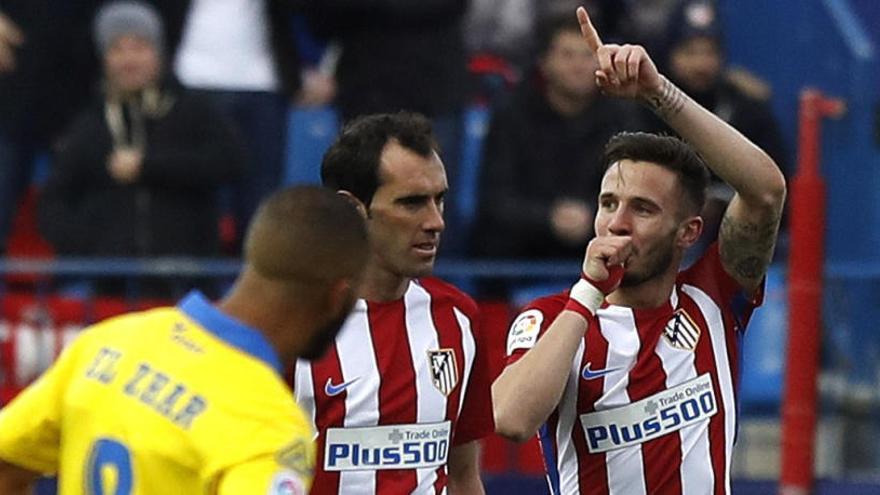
[0,185,369,495]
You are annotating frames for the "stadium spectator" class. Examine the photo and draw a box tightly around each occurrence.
[650,0,790,250]
[492,7,785,494]
[0,185,369,495]
[303,0,472,255]
[0,1,101,255]
[37,1,244,295]
[291,112,496,494]
[155,0,304,251]
[473,13,644,262]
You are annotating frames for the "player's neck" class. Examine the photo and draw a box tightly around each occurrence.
[359,263,410,302]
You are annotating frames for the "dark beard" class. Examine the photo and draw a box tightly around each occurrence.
[299,309,352,361]
[619,233,676,288]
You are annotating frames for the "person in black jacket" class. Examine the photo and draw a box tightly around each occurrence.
[38,1,244,295]
[473,13,644,262]
[154,0,302,252]
[0,1,102,254]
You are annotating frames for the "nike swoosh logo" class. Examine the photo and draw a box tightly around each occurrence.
[324,377,360,396]
[582,362,620,380]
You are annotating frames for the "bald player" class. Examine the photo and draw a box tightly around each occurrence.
[0,186,369,495]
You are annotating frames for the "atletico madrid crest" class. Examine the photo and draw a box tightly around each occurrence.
[427,349,458,396]
[663,309,701,351]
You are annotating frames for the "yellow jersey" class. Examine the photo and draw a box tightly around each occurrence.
[0,292,314,495]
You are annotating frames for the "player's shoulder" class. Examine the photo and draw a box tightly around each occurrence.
[417,277,479,316]
[518,291,569,319]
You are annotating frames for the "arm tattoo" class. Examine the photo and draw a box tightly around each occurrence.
[719,211,782,284]
[642,78,686,119]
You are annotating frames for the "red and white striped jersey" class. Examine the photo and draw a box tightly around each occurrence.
[506,244,763,495]
[293,277,494,494]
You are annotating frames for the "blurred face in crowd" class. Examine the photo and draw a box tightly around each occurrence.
[540,30,599,101]
[366,141,447,281]
[595,160,701,287]
[104,34,161,94]
[669,36,723,93]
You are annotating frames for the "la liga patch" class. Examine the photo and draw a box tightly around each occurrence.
[507,309,544,355]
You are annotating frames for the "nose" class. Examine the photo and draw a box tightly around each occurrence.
[606,208,631,236]
[423,200,445,233]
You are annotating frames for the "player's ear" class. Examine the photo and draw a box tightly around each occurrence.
[336,190,368,219]
[677,215,703,248]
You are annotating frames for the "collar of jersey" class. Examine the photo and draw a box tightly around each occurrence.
[178,291,282,374]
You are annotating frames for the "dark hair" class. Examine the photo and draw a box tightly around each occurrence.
[602,132,710,215]
[245,185,368,283]
[534,12,584,58]
[320,112,438,206]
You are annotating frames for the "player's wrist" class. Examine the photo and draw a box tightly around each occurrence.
[565,273,606,319]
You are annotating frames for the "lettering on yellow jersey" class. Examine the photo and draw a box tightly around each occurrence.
[85,347,123,384]
[122,362,209,430]
[171,322,204,353]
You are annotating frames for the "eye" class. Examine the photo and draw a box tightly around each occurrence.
[600,198,617,210]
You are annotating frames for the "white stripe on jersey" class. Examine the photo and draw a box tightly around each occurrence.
[294,358,316,432]
[595,306,646,495]
[338,300,381,491]
[655,291,714,494]
[557,340,585,495]
[683,284,736,494]
[454,307,475,417]
[404,283,445,491]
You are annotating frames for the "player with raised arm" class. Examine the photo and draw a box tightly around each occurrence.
[292,112,494,494]
[0,186,369,495]
[492,6,786,495]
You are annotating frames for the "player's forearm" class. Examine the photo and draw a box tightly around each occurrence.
[492,312,587,442]
[643,76,786,209]
[446,441,486,495]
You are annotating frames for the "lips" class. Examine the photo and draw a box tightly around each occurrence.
[413,242,437,257]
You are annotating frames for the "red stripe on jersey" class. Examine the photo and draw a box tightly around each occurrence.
[680,291,727,495]
[629,306,682,495]
[309,344,346,494]
[578,319,611,495]
[369,299,419,493]
[428,291,463,492]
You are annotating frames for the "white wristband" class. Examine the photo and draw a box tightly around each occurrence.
[570,278,605,315]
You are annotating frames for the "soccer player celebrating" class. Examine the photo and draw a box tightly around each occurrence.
[492,6,786,495]
[0,186,369,494]
[292,112,494,494]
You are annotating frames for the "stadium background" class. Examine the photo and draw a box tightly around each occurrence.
[2,0,880,493]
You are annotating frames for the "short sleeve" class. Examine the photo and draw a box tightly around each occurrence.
[0,334,85,473]
[504,295,567,367]
[451,309,496,446]
[216,453,312,495]
[679,242,765,331]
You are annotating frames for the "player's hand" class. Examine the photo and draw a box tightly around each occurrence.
[107,147,144,184]
[582,235,632,294]
[0,12,24,74]
[576,6,662,100]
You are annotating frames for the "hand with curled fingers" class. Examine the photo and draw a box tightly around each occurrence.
[575,6,663,101]
[565,235,633,318]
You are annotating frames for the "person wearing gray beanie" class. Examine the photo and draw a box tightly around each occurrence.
[93,0,164,58]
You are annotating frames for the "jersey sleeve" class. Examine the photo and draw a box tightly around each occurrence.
[451,305,496,446]
[679,242,765,333]
[0,331,86,473]
[504,295,568,367]
[215,453,312,495]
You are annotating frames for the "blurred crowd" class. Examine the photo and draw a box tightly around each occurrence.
[0,0,789,298]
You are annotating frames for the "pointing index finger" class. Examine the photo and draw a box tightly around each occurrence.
[576,6,603,52]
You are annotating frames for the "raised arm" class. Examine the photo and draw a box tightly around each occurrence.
[576,6,786,294]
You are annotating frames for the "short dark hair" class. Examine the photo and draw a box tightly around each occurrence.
[245,185,368,283]
[321,112,438,206]
[602,132,710,215]
[534,12,583,58]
